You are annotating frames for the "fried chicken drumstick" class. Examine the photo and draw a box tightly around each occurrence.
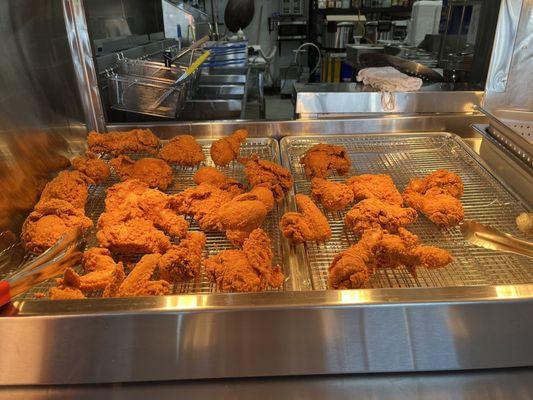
[87,129,160,155]
[311,178,354,211]
[205,228,284,292]
[71,153,110,184]
[110,155,173,190]
[210,129,248,166]
[403,170,464,228]
[280,194,331,244]
[158,135,205,167]
[300,143,351,178]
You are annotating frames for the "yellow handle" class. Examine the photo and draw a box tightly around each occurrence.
[185,50,211,76]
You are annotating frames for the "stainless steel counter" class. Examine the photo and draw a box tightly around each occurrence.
[293,83,484,118]
[1,115,533,385]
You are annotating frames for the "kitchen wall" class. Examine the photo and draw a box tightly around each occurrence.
[206,0,306,87]
[84,0,164,40]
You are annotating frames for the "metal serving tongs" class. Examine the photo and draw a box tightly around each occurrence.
[0,227,84,307]
[460,220,533,258]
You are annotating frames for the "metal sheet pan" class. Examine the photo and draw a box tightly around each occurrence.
[280,133,532,290]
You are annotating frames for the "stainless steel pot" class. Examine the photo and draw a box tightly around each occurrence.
[324,21,354,49]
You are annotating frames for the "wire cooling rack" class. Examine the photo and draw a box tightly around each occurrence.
[280,133,533,290]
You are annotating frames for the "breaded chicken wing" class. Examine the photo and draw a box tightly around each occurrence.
[311,178,354,211]
[280,194,331,244]
[75,248,122,291]
[159,231,206,283]
[344,198,417,235]
[110,155,173,190]
[193,166,245,196]
[102,263,126,298]
[300,143,351,178]
[158,135,205,166]
[117,254,170,297]
[37,170,93,209]
[205,228,284,292]
[241,154,293,201]
[87,129,160,155]
[403,170,464,228]
[346,174,403,205]
[21,199,93,253]
[71,153,110,183]
[210,129,248,166]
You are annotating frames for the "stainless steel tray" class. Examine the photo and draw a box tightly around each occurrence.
[280,133,533,290]
[13,138,285,301]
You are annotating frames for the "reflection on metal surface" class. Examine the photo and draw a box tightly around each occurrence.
[63,0,106,132]
[496,285,520,298]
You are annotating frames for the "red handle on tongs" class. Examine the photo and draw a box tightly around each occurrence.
[0,281,10,307]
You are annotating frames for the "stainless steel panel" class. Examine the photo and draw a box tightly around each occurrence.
[1,296,533,384]
[293,83,483,117]
[195,85,245,99]
[3,368,533,400]
[199,74,246,85]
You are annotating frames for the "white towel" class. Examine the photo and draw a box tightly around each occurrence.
[356,67,423,111]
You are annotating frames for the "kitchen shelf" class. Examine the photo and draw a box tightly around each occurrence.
[313,6,412,15]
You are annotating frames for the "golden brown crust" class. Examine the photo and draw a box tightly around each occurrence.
[71,154,110,184]
[205,228,284,293]
[346,174,403,205]
[280,194,331,244]
[241,154,293,201]
[311,178,354,211]
[158,231,206,283]
[344,198,417,235]
[210,129,248,166]
[403,170,465,228]
[21,199,93,253]
[158,135,205,166]
[87,129,160,155]
[37,170,93,209]
[300,143,351,178]
[193,167,245,196]
[110,156,173,190]
[117,254,170,297]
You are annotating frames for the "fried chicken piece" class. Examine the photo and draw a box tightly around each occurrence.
[97,214,171,254]
[104,180,188,238]
[172,183,237,231]
[159,135,205,166]
[328,228,453,289]
[346,174,403,205]
[193,166,245,196]
[49,267,86,300]
[210,129,248,166]
[158,232,206,283]
[76,248,121,291]
[241,154,293,201]
[327,229,381,289]
[71,154,110,184]
[249,185,275,212]
[87,129,160,155]
[21,199,93,253]
[205,229,284,292]
[311,178,354,211]
[109,155,173,190]
[37,170,94,209]
[280,194,331,244]
[219,192,268,246]
[117,254,170,297]
[403,170,465,228]
[300,143,351,178]
[344,198,417,235]
[103,263,126,298]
